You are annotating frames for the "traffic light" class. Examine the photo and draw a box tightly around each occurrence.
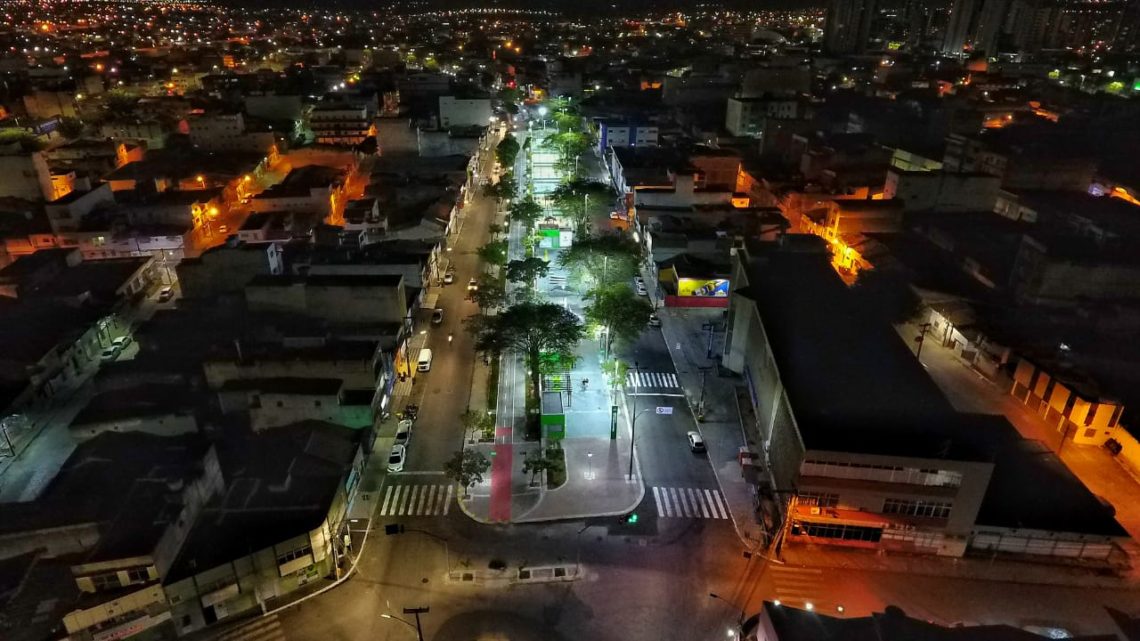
[625,513,639,524]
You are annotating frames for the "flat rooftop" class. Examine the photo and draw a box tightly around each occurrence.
[737,238,969,460]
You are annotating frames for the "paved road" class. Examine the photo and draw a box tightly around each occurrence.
[226,499,1140,641]
[401,138,501,474]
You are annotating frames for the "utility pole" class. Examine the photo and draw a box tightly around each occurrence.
[914,322,932,361]
[697,366,712,420]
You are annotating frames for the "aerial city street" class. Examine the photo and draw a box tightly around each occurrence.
[1,1,1140,641]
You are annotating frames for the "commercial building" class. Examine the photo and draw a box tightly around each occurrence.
[596,120,659,155]
[724,237,1127,560]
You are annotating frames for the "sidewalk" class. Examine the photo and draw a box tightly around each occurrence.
[779,542,1137,588]
[514,334,643,522]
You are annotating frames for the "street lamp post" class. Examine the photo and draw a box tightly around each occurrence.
[709,593,745,637]
[626,361,651,480]
[381,607,429,641]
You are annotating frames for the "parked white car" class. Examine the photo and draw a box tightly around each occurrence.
[388,444,407,473]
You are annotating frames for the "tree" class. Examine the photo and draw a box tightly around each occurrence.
[495,134,520,168]
[549,179,614,234]
[558,233,642,289]
[585,284,653,357]
[460,409,494,440]
[477,240,508,266]
[522,450,554,486]
[505,257,549,287]
[542,131,592,175]
[509,197,544,230]
[469,302,583,408]
[499,87,525,107]
[444,449,491,498]
[59,117,85,139]
[552,111,581,133]
[484,173,517,200]
[470,277,506,312]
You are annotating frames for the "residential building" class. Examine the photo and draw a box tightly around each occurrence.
[725,97,812,138]
[438,95,492,129]
[163,422,363,635]
[309,104,373,146]
[0,146,54,202]
[825,0,877,53]
[882,170,1001,212]
[188,112,277,154]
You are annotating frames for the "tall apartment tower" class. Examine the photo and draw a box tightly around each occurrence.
[825,0,878,53]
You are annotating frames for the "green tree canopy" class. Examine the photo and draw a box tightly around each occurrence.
[468,302,583,407]
[505,256,550,288]
[485,173,517,200]
[549,179,614,234]
[470,277,506,313]
[444,449,491,497]
[496,134,520,168]
[509,197,544,230]
[558,232,642,289]
[477,239,508,266]
[58,117,85,139]
[585,284,653,356]
[542,131,592,175]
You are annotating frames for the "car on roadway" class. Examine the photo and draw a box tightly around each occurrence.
[443,271,455,284]
[648,313,661,328]
[394,421,412,446]
[635,278,648,296]
[431,308,444,325]
[99,345,121,363]
[387,444,407,473]
[111,335,132,351]
[687,431,707,453]
[467,278,479,293]
[157,286,175,302]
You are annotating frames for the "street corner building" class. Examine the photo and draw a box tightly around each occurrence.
[722,235,1129,562]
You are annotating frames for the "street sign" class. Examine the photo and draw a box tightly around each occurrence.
[655,406,673,415]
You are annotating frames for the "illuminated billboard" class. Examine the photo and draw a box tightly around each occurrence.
[677,278,729,297]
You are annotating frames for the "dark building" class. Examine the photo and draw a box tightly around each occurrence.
[825,0,878,53]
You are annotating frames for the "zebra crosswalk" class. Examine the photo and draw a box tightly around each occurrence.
[626,371,680,390]
[211,614,284,641]
[651,486,730,519]
[769,565,825,609]
[377,483,454,517]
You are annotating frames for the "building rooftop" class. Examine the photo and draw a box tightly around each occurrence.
[164,421,360,583]
[736,237,971,460]
[218,377,344,395]
[70,382,199,428]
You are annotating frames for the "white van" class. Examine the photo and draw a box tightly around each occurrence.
[417,348,433,372]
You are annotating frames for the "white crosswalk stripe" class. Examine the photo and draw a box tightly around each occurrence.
[378,483,455,517]
[651,487,729,519]
[212,614,285,641]
[626,371,681,389]
[770,566,825,607]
